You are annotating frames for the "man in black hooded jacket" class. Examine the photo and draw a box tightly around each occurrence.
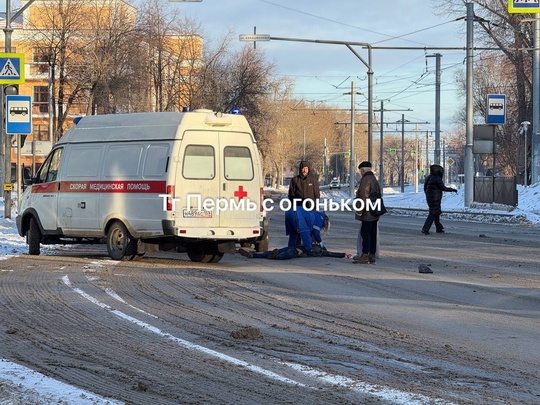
[287,161,321,253]
[421,164,457,235]
[288,160,320,208]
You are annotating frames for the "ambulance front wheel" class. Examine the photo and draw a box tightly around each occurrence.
[107,221,137,260]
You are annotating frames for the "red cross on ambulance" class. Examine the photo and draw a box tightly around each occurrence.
[234,185,248,201]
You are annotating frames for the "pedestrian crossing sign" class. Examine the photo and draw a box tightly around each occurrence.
[509,0,540,13]
[0,53,25,84]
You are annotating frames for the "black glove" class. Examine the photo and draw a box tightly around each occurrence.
[451,188,458,193]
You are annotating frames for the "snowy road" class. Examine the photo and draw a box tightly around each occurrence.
[1,210,539,404]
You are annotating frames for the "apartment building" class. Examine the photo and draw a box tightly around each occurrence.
[1,0,202,172]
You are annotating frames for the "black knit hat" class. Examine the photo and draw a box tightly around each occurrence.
[358,161,372,169]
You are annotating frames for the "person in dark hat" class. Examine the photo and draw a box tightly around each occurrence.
[421,164,457,234]
[353,161,380,264]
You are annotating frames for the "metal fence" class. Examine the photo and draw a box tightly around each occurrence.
[474,176,518,207]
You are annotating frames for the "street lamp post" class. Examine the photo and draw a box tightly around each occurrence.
[397,116,409,193]
[239,34,374,198]
[521,121,530,185]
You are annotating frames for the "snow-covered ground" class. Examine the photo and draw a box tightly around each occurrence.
[1,182,539,403]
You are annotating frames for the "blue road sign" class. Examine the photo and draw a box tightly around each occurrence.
[0,53,24,84]
[6,95,32,134]
[486,94,506,125]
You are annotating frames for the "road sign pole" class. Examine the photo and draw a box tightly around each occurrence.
[3,0,13,218]
[16,133,21,206]
[2,88,10,218]
[0,85,4,209]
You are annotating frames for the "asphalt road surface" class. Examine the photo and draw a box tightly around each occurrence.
[1,209,539,404]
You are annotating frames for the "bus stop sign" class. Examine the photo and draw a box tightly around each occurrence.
[6,95,32,134]
[486,94,506,125]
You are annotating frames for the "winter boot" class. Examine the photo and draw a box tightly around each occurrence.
[368,253,376,264]
[352,253,370,264]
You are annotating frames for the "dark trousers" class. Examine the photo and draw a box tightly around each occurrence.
[252,247,299,260]
[422,213,443,232]
[360,220,378,255]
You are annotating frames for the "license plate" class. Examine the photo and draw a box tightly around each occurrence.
[182,209,212,218]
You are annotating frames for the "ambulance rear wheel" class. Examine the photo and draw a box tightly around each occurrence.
[27,217,41,256]
[107,221,137,261]
[209,252,224,263]
[187,243,219,263]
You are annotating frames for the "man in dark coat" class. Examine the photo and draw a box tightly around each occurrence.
[421,164,457,235]
[353,161,380,264]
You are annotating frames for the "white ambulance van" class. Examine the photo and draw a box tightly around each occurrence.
[16,110,269,263]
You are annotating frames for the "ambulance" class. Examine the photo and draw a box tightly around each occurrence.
[16,110,269,263]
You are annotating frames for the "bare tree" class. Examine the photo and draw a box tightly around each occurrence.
[24,0,146,140]
[135,0,204,112]
[435,0,534,176]
[25,0,89,140]
[83,0,147,114]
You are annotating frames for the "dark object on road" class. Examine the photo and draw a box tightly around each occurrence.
[230,326,261,339]
[418,264,433,274]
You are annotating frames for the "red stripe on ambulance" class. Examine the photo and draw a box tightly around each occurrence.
[31,180,167,194]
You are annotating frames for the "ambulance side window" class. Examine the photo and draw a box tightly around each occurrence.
[143,144,169,177]
[65,147,102,178]
[224,146,253,180]
[37,148,63,183]
[183,145,215,179]
[104,145,143,178]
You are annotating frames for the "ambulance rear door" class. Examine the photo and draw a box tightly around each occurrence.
[176,130,261,231]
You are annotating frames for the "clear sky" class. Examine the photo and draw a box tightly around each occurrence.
[2,0,470,137]
[173,0,470,138]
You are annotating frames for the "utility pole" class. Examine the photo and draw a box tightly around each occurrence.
[3,0,39,218]
[303,127,306,160]
[341,82,364,197]
[348,81,357,198]
[464,1,474,207]
[400,114,406,193]
[370,102,411,191]
[3,0,15,219]
[413,124,421,193]
[379,100,384,189]
[426,130,430,175]
[427,53,442,165]
[395,118,428,193]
